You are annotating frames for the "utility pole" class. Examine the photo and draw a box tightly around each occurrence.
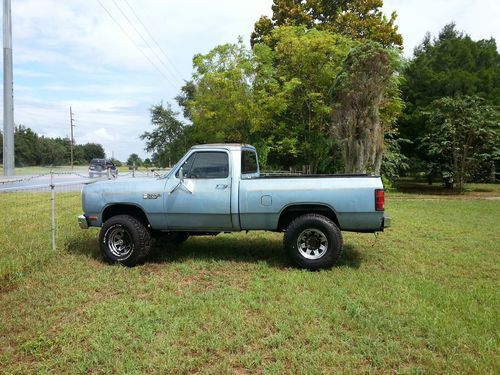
[70,106,75,169]
[3,0,14,176]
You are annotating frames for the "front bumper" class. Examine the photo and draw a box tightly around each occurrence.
[78,215,89,229]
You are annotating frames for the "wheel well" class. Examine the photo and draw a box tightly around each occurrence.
[102,204,150,226]
[278,205,339,231]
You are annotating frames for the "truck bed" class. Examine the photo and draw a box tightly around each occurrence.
[238,175,384,232]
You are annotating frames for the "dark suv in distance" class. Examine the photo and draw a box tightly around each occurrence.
[89,159,118,178]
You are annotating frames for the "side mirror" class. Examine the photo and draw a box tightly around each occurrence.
[179,167,184,181]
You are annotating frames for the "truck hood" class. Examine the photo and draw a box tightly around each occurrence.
[81,177,166,214]
[82,177,165,195]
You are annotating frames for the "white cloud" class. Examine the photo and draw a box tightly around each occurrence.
[79,127,115,144]
[3,0,498,162]
[383,0,500,56]
[3,0,274,161]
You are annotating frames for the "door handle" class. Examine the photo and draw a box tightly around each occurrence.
[216,184,228,189]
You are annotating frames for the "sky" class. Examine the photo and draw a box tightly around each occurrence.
[1,0,499,161]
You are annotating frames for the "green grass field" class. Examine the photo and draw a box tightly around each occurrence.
[0,187,499,373]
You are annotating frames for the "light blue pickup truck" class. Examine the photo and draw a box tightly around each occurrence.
[79,144,390,269]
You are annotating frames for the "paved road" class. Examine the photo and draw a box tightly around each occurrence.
[0,173,139,193]
[0,169,165,193]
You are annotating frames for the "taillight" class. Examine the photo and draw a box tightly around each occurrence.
[375,189,385,211]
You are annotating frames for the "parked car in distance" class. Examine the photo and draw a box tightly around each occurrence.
[88,158,118,178]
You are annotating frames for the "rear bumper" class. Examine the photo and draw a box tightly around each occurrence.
[89,170,117,177]
[78,215,89,229]
[383,215,391,229]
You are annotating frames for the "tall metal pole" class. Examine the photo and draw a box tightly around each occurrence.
[50,170,56,250]
[3,0,14,176]
[70,106,75,169]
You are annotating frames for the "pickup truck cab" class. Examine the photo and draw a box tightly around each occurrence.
[79,144,390,269]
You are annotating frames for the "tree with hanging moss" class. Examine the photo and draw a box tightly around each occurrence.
[332,42,403,174]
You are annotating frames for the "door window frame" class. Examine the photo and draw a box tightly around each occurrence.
[174,149,231,180]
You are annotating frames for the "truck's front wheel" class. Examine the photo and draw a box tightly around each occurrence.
[99,215,151,266]
[284,214,343,270]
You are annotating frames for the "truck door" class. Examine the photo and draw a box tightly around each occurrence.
[164,151,233,230]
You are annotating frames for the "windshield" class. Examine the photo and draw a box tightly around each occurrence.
[90,159,106,166]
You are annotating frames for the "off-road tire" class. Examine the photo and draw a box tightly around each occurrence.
[284,214,343,270]
[99,214,151,266]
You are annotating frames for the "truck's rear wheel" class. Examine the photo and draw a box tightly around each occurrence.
[284,214,343,270]
[99,215,151,266]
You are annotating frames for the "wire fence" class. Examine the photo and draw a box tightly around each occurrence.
[0,170,168,286]
[0,167,294,285]
[0,169,171,244]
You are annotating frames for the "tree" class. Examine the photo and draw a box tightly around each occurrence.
[126,153,143,167]
[2,126,106,166]
[179,26,402,174]
[252,27,354,172]
[38,137,69,166]
[80,143,105,162]
[141,104,190,167]
[183,40,255,145]
[419,96,500,192]
[332,42,403,174]
[400,23,500,160]
[15,126,40,166]
[180,29,354,172]
[251,0,402,48]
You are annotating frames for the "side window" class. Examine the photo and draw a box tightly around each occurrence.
[176,153,196,178]
[190,152,229,178]
[241,150,258,174]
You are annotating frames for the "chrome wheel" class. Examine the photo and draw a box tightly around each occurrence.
[108,227,133,258]
[297,228,328,260]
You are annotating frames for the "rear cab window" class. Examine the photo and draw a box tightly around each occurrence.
[241,149,259,178]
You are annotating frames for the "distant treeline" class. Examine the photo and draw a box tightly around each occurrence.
[0,126,105,167]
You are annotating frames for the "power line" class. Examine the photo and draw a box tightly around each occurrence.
[122,0,184,79]
[110,0,183,85]
[96,0,178,89]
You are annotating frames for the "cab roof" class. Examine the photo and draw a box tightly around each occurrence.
[190,144,256,151]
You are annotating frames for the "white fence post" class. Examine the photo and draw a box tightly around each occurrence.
[50,171,56,250]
